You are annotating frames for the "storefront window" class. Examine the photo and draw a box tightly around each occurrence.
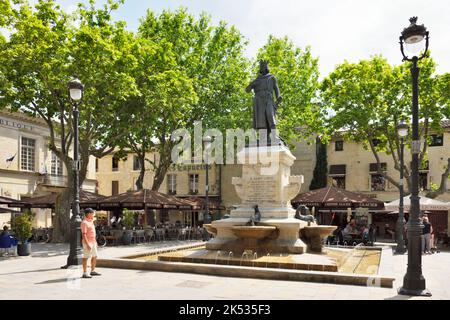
[332,176,346,189]
[371,174,386,191]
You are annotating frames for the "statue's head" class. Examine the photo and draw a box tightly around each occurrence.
[299,205,309,215]
[259,60,269,75]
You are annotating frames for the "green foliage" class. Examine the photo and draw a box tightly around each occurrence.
[11,211,33,244]
[121,209,135,229]
[139,8,251,131]
[430,182,439,193]
[320,55,450,192]
[0,0,139,240]
[0,0,137,165]
[115,8,251,190]
[310,137,328,190]
[256,36,322,145]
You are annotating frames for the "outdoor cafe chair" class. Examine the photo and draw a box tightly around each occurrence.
[155,228,165,241]
[133,230,146,244]
[177,228,190,241]
[144,229,155,242]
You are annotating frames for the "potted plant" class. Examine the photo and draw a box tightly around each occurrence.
[121,209,135,245]
[11,211,33,256]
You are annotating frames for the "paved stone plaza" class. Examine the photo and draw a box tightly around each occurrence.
[0,242,449,300]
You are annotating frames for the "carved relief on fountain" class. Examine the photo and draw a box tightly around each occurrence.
[207,145,309,254]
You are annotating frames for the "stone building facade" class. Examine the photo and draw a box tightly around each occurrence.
[0,110,97,228]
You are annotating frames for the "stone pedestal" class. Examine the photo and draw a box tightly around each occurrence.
[206,145,307,254]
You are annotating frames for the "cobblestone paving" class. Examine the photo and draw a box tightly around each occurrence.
[0,242,449,300]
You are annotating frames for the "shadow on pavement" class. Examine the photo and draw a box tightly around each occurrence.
[35,278,69,285]
[0,268,62,276]
[385,295,415,300]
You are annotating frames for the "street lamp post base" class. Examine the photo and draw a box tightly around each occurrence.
[398,287,432,297]
[65,255,82,267]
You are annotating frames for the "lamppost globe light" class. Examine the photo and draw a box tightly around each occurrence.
[397,121,409,138]
[68,77,84,101]
[400,17,429,60]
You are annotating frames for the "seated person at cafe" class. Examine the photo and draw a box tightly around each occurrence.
[342,219,358,236]
[361,225,370,240]
[1,225,10,237]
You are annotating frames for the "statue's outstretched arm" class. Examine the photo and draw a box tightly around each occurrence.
[245,81,255,93]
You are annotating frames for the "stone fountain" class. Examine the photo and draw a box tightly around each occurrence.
[205,144,335,254]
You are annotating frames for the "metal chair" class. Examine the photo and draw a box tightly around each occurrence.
[155,229,165,241]
[144,229,155,242]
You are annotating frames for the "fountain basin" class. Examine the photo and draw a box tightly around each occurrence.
[301,226,337,253]
[203,224,217,236]
[231,226,278,240]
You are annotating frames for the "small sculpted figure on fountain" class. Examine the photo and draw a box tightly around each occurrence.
[295,205,316,226]
[246,205,262,226]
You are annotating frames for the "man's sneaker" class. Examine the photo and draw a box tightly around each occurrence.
[81,274,92,279]
[90,271,101,276]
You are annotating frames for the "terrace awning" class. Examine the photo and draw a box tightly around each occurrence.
[384,196,450,211]
[292,186,385,210]
[7,190,107,209]
[181,196,224,210]
[99,189,194,211]
[0,196,21,205]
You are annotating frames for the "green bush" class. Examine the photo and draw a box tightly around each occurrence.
[11,211,33,244]
[122,209,135,230]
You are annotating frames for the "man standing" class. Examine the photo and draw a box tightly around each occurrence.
[422,216,433,254]
[81,208,101,278]
[246,60,283,145]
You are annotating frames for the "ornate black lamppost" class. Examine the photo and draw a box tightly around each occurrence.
[398,17,431,296]
[203,136,213,225]
[65,77,84,267]
[395,120,409,254]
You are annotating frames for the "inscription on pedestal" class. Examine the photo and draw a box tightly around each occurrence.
[244,176,277,205]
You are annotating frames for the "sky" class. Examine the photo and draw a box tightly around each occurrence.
[21,0,450,77]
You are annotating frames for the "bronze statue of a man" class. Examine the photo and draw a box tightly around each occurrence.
[246,60,283,144]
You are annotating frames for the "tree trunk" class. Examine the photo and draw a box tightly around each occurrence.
[135,154,146,190]
[151,150,172,192]
[52,173,73,243]
[52,151,90,243]
[426,158,450,199]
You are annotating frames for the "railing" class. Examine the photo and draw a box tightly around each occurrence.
[39,174,67,187]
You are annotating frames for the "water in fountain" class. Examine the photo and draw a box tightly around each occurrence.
[228,251,234,265]
[252,252,258,267]
[351,243,369,272]
[340,242,365,269]
[278,254,283,269]
[240,251,251,266]
[265,253,270,268]
[215,250,222,265]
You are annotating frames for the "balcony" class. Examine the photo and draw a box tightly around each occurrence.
[38,174,67,188]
